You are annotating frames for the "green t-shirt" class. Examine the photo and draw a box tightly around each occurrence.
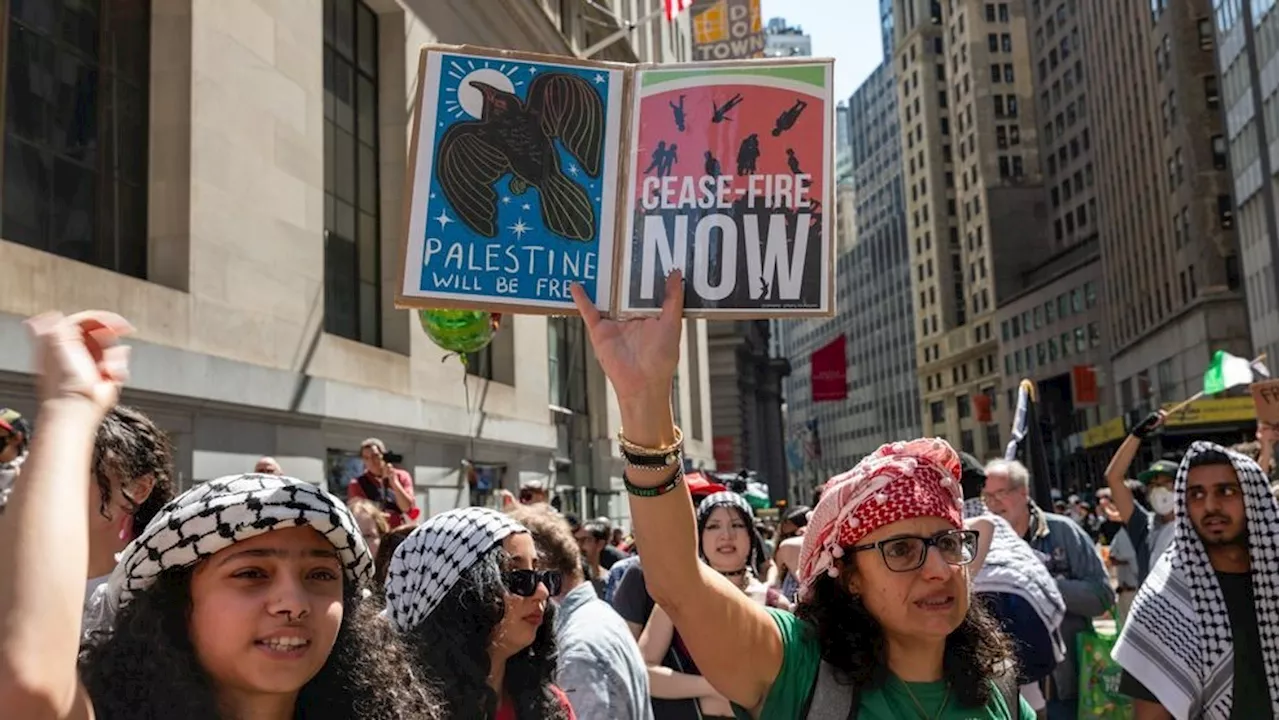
[735,609,1036,720]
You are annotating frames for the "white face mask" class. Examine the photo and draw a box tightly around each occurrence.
[1148,486,1177,516]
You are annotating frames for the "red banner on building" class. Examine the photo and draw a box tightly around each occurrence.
[974,393,993,423]
[713,436,736,468]
[1072,365,1099,406]
[811,335,848,402]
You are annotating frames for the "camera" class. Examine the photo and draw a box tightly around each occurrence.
[383,451,404,465]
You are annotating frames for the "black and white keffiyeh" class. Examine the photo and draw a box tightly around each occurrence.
[1113,441,1279,719]
[384,506,527,632]
[106,474,372,613]
[697,491,766,573]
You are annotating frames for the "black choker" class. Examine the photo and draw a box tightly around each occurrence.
[719,568,748,577]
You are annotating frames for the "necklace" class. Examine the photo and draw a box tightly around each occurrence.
[897,677,949,720]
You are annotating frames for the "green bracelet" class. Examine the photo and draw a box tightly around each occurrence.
[623,469,684,498]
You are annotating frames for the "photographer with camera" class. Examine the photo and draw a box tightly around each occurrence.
[347,437,419,528]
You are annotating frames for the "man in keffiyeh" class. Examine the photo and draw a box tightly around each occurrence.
[1113,441,1278,719]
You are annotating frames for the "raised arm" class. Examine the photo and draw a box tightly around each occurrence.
[0,311,133,720]
[1103,411,1165,521]
[572,276,782,711]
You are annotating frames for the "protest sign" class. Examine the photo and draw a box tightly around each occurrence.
[395,46,835,319]
[397,47,626,313]
[1252,379,1279,425]
[617,60,834,316]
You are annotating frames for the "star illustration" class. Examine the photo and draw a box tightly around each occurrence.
[434,209,453,229]
[522,203,531,211]
[509,218,530,239]
[528,66,538,74]
[430,192,436,199]
[567,164,579,176]
[502,196,511,204]
[593,73,605,84]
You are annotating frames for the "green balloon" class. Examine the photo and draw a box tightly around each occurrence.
[418,309,497,355]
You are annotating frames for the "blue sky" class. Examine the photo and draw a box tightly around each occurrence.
[761,0,884,102]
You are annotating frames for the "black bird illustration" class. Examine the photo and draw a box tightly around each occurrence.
[435,72,605,241]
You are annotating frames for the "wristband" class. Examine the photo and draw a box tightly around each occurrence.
[623,468,684,498]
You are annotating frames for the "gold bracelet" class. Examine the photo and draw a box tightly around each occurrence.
[617,425,684,457]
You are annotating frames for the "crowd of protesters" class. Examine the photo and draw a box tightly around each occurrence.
[0,277,1275,720]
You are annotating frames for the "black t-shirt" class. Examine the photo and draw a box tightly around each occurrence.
[609,562,701,720]
[601,544,627,570]
[1120,571,1272,718]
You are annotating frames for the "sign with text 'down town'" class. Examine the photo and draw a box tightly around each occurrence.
[396,45,834,319]
[691,0,765,61]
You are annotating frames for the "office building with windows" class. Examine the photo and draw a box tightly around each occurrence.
[763,17,813,57]
[0,0,711,523]
[1079,0,1252,434]
[1211,0,1278,368]
[893,0,1053,457]
[780,59,920,500]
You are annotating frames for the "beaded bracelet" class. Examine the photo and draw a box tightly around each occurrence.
[623,467,684,498]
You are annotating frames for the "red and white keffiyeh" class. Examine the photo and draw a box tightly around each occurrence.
[796,438,965,601]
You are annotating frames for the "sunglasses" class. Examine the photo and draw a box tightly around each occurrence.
[503,569,562,597]
[848,529,979,573]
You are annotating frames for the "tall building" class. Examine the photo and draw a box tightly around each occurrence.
[1080,0,1252,445]
[986,0,1111,484]
[0,0,713,525]
[894,0,1053,457]
[763,17,813,57]
[837,101,852,155]
[781,61,921,498]
[1211,0,1278,368]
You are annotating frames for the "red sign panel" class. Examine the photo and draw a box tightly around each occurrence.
[1072,365,1099,407]
[712,436,736,468]
[974,393,993,423]
[811,334,848,402]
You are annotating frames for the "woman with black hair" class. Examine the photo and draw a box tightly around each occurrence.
[639,491,790,718]
[0,310,440,720]
[385,507,575,720]
[570,275,1033,719]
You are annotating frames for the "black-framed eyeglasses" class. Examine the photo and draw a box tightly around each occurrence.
[504,569,562,597]
[849,530,979,573]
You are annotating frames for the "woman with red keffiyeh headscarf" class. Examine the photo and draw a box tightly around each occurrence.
[570,275,1032,720]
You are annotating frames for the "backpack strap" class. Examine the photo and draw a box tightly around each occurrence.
[804,661,858,720]
[993,663,1021,718]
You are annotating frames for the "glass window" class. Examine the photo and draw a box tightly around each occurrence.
[1088,322,1101,348]
[1085,281,1097,308]
[1060,331,1072,357]
[3,0,151,279]
[1071,288,1083,313]
[958,394,971,418]
[1074,326,1086,352]
[931,401,946,424]
[325,0,382,346]
[1045,300,1055,323]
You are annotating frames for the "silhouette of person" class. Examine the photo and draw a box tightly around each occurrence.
[786,148,802,175]
[713,94,744,123]
[736,133,760,176]
[772,99,809,136]
[670,94,687,132]
[643,140,668,176]
[661,143,679,176]
[704,150,721,178]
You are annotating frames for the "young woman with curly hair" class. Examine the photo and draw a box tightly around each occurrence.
[569,275,1033,719]
[0,310,440,720]
[384,507,575,719]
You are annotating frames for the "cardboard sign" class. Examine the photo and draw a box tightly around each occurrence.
[395,45,835,319]
[618,62,834,316]
[1252,379,1279,425]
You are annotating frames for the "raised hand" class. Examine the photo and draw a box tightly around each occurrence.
[570,272,684,403]
[25,311,134,416]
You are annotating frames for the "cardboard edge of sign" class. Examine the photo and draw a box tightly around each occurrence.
[392,44,838,321]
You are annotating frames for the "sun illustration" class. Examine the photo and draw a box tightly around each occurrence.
[443,60,524,120]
